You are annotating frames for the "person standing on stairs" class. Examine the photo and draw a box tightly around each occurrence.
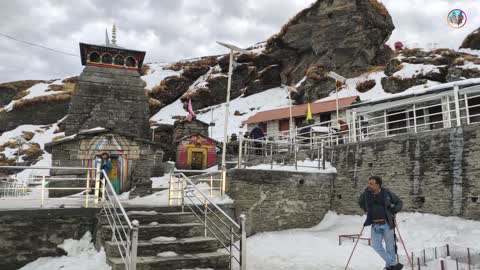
[358,176,404,270]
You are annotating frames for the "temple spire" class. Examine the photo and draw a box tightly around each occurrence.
[111,23,117,45]
[105,28,110,46]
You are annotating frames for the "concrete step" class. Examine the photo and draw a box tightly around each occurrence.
[105,236,218,257]
[101,223,204,241]
[108,251,230,270]
[98,211,198,225]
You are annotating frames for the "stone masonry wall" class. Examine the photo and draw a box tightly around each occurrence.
[332,124,480,220]
[0,208,97,270]
[227,169,334,236]
[65,65,150,139]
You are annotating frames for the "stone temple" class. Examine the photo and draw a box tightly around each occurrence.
[45,30,163,197]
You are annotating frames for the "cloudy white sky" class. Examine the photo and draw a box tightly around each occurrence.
[0,0,479,83]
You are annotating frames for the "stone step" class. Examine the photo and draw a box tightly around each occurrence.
[108,251,230,270]
[101,223,204,241]
[105,236,218,257]
[98,211,198,225]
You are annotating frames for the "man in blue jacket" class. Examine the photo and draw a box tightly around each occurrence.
[359,176,403,270]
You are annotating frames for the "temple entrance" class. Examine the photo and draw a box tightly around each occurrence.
[191,151,204,169]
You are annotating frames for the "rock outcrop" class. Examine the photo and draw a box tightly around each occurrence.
[460,28,480,50]
[266,0,395,100]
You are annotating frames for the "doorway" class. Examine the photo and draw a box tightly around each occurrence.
[191,151,204,169]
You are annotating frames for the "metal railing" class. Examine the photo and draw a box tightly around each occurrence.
[398,244,480,270]
[237,136,331,170]
[245,85,480,149]
[0,180,27,197]
[0,164,139,270]
[169,169,226,203]
[0,165,101,208]
[169,171,247,270]
[99,165,139,270]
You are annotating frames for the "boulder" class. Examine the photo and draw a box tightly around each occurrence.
[381,76,427,94]
[265,0,395,85]
[460,28,480,50]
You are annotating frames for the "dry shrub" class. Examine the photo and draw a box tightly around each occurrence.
[11,92,72,111]
[462,55,480,65]
[148,98,163,116]
[401,48,423,57]
[0,80,46,92]
[165,56,218,71]
[1,141,21,149]
[356,79,377,93]
[453,58,465,66]
[52,135,65,142]
[140,64,150,76]
[21,131,35,141]
[62,76,78,84]
[47,82,75,92]
[13,90,29,100]
[20,143,43,163]
[0,156,16,166]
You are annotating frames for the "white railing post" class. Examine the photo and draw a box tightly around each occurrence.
[384,110,388,137]
[413,104,417,133]
[238,136,243,168]
[454,85,461,127]
[240,214,247,270]
[85,170,90,208]
[465,93,471,125]
[221,169,226,200]
[210,175,214,198]
[168,173,174,206]
[40,176,45,208]
[352,111,357,142]
[446,95,452,128]
[130,220,139,270]
[94,161,101,207]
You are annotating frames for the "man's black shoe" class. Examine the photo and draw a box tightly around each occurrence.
[390,263,403,270]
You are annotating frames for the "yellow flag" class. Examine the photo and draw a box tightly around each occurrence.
[306,103,312,121]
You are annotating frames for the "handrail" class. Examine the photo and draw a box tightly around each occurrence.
[100,168,138,270]
[170,171,247,269]
[179,172,240,229]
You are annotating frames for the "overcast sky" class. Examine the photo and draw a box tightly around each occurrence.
[0,0,479,83]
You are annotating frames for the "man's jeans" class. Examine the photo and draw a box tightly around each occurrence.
[371,223,397,267]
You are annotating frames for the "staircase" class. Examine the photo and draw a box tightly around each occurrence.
[97,206,230,270]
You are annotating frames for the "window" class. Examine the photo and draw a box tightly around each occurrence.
[427,105,443,130]
[468,95,480,123]
[387,109,407,135]
[114,55,124,66]
[320,113,331,126]
[101,54,112,64]
[89,52,100,63]
[279,119,289,131]
[126,57,136,67]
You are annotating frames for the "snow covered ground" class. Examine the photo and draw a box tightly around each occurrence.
[246,159,337,173]
[16,211,480,270]
[19,232,110,270]
[141,62,181,90]
[243,211,480,270]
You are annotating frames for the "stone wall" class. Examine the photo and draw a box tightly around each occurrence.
[0,208,97,270]
[65,65,150,139]
[226,169,334,236]
[332,124,480,220]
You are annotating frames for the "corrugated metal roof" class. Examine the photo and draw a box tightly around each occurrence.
[242,96,359,125]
